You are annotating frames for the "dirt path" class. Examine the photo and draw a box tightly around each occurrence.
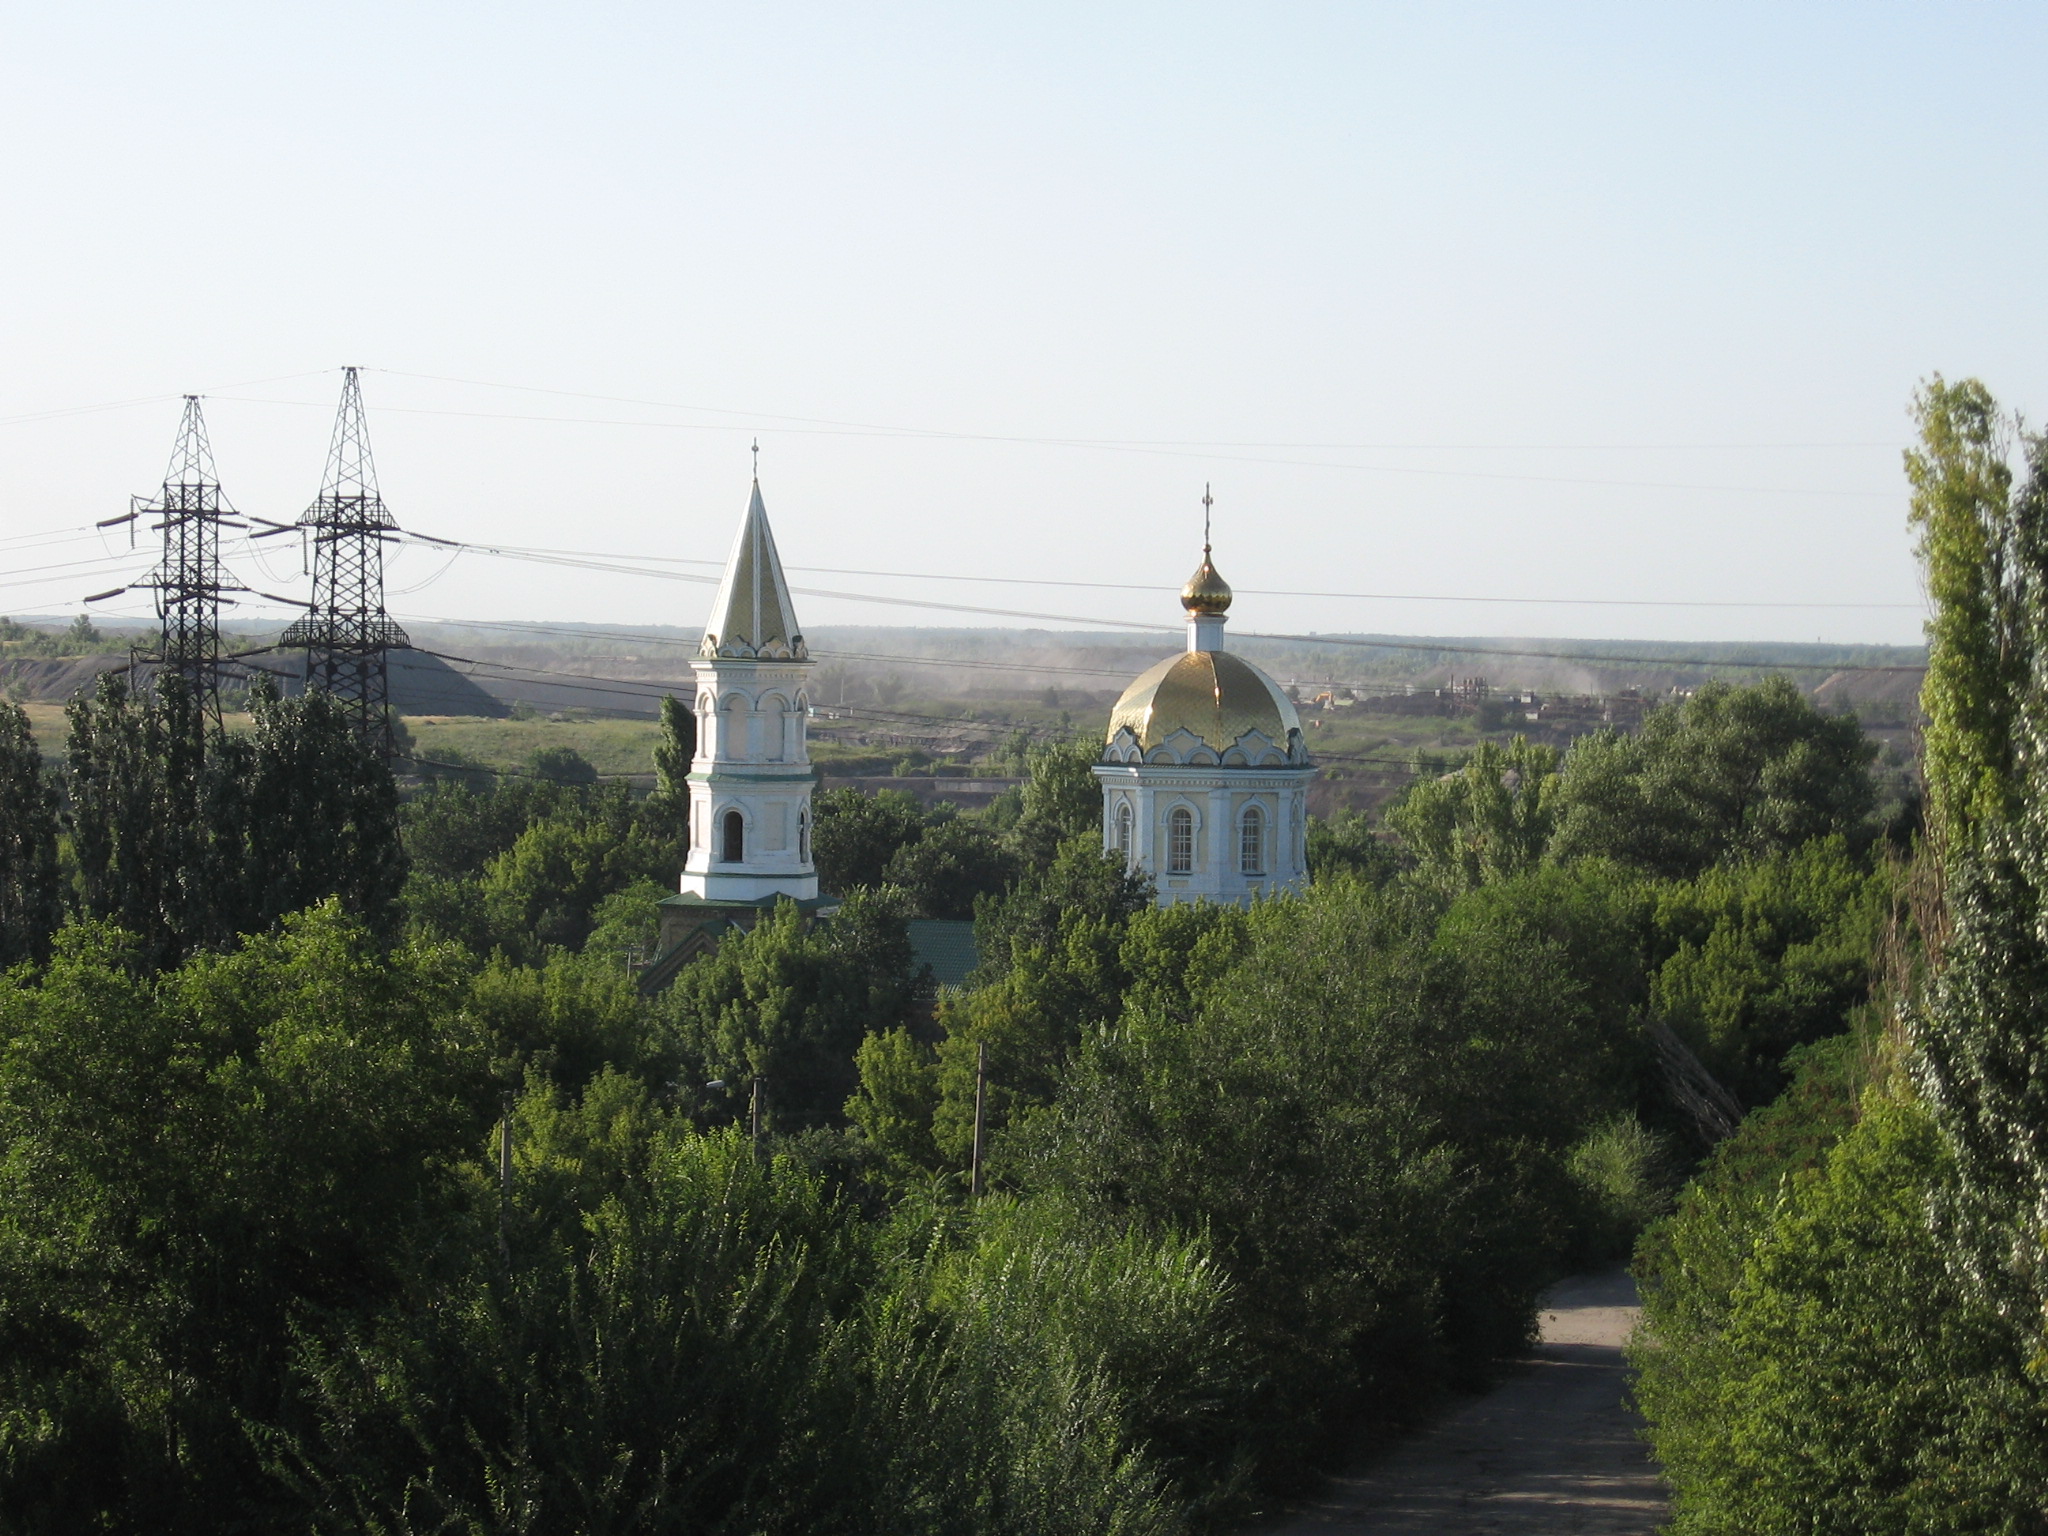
[1262,1272,1668,1534]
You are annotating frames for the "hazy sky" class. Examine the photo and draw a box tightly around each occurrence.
[4,3,2044,647]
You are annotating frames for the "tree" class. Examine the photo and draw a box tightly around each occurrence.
[651,692,695,856]
[1385,736,1557,892]
[1906,375,2030,850]
[883,817,1018,919]
[64,676,407,966]
[526,744,599,786]
[1903,393,2048,1352]
[1647,838,1888,1106]
[1009,738,1103,872]
[1305,809,1402,885]
[239,684,408,940]
[1635,1091,2048,1535]
[64,672,228,966]
[0,704,59,967]
[0,907,483,1531]
[812,787,933,894]
[1547,679,1878,879]
[654,892,917,1131]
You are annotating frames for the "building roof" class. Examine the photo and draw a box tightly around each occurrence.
[906,918,980,990]
[1107,648,1302,752]
[700,479,807,661]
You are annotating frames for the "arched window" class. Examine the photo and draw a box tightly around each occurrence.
[721,809,745,864]
[1167,806,1194,874]
[725,694,750,761]
[1115,801,1134,860]
[1239,804,1265,876]
[798,807,811,863]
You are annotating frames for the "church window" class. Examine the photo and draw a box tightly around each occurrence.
[798,807,810,863]
[1115,802,1133,860]
[1167,806,1194,874]
[1239,804,1265,876]
[721,809,745,864]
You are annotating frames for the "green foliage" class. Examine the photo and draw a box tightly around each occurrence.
[0,907,484,1532]
[1907,375,2033,848]
[0,703,59,967]
[1305,807,1402,885]
[813,785,932,893]
[1647,838,1889,1106]
[974,832,1153,977]
[883,816,1019,919]
[479,812,671,961]
[656,893,917,1131]
[652,692,695,803]
[0,615,128,657]
[468,945,652,1092]
[526,743,600,785]
[1635,1091,2048,1535]
[846,1026,943,1180]
[1016,875,1632,1487]
[1899,384,2048,1351]
[1386,735,1558,893]
[1011,737,1105,872]
[1563,1113,1676,1266]
[401,776,572,880]
[1548,678,1878,879]
[278,1085,1197,1535]
[66,675,406,967]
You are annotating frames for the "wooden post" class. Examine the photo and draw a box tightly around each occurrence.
[497,1091,513,1261]
[970,1041,988,1199]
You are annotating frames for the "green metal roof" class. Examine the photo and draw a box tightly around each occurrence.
[906,919,980,991]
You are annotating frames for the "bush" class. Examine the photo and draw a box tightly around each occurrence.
[1564,1113,1676,1266]
[1635,1089,2048,1535]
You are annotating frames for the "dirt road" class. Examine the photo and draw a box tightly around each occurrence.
[1263,1271,1668,1534]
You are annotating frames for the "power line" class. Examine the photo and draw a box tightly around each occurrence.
[392,535,1926,674]
[419,534,1921,612]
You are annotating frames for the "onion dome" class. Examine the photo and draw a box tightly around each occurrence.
[1181,548,1233,615]
[1107,648,1301,753]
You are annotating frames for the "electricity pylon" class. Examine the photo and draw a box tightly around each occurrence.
[121,395,246,725]
[281,367,409,758]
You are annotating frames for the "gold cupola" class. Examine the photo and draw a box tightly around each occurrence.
[1181,547,1232,615]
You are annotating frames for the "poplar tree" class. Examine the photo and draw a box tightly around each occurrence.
[1906,380,2048,1342]
[0,703,59,966]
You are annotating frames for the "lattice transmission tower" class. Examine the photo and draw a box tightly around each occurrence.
[281,367,409,758]
[126,395,247,725]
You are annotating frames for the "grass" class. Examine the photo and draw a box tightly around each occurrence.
[406,715,665,777]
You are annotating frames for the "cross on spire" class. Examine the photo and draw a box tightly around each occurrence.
[1202,483,1214,554]
[752,438,760,480]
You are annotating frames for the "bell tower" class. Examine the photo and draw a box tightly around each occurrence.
[677,471,820,903]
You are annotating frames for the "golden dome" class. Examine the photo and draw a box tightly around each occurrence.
[1107,649,1302,753]
[1180,549,1233,615]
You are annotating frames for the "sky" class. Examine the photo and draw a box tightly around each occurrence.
[3,2,2045,647]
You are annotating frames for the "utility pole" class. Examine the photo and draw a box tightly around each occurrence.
[970,1041,988,1199]
[749,1075,766,1147]
[498,1090,514,1262]
[116,397,247,726]
[281,367,409,759]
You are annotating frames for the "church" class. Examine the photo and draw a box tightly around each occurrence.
[648,472,835,974]
[650,475,1312,965]
[1095,520,1315,904]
